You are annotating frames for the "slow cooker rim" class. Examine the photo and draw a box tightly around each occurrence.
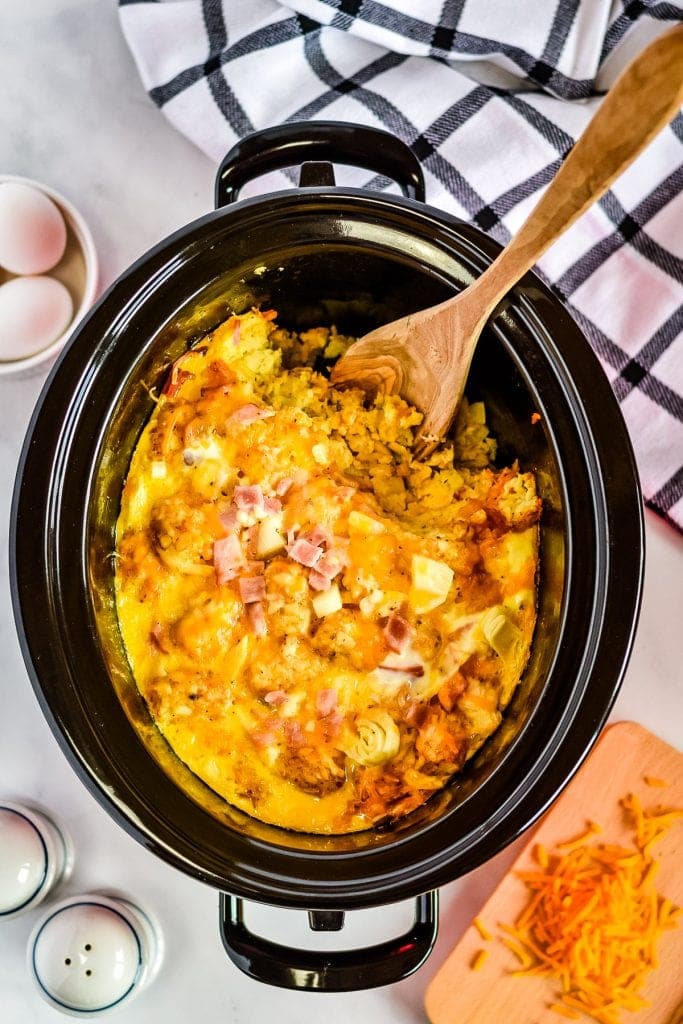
[11,186,644,907]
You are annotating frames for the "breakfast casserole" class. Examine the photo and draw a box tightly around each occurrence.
[115,309,541,833]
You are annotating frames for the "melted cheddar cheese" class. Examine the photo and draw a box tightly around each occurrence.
[115,310,541,833]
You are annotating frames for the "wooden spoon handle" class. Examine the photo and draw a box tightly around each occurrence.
[465,24,683,328]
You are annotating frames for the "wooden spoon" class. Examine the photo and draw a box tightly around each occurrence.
[331,25,683,451]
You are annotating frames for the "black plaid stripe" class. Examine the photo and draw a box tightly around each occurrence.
[561,300,683,521]
[323,0,595,97]
[293,43,409,121]
[119,1,683,526]
[144,3,683,431]
[541,0,580,64]
[200,0,253,136]
[563,300,683,420]
[613,308,683,403]
[473,158,563,235]
[338,0,437,43]
[527,0,586,95]
[541,269,683,524]
[497,91,683,288]
[150,13,313,108]
[417,85,495,220]
[424,85,492,142]
[301,37,417,138]
[559,296,683,526]
[601,170,683,282]
[555,299,631,373]
[298,32,493,217]
[626,367,683,421]
[443,32,592,99]
[430,0,468,52]
[555,165,683,295]
[648,466,683,522]
[671,111,683,145]
[492,89,575,156]
[601,1,683,62]
[490,89,683,430]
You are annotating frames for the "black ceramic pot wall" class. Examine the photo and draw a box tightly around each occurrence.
[11,123,643,990]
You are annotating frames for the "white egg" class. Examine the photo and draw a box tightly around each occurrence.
[0,276,73,361]
[0,182,67,275]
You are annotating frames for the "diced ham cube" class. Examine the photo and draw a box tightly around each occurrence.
[264,690,288,706]
[321,711,343,738]
[284,720,304,746]
[383,613,412,653]
[306,525,331,548]
[263,496,282,514]
[229,403,274,425]
[150,622,172,653]
[219,508,238,532]
[315,552,343,580]
[214,534,244,585]
[233,485,264,512]
[275,477,293,496]
[239,576,266,604]
[287,537,323,567]
[308,570,331,591]
[162,369,193,398]
[316,688,338,717]
[247,601,268,636]
[231,319,241,346]
[161,353,195,398]
[251,725,277,747]
[405,701,429,727]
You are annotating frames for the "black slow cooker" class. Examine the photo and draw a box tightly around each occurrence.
[11,122,644,991]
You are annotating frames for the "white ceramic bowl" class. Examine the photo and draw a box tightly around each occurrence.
[0,174,98,378]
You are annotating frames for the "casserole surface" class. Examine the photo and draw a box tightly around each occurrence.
[116,310,541,833]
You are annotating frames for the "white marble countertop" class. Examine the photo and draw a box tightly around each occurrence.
[1,3,681,1021]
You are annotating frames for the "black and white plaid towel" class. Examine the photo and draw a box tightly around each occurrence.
[119,0,683,531]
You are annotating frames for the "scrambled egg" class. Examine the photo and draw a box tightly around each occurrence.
[115,310,541,833]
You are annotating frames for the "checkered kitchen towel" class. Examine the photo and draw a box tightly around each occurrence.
[119,0,683,530]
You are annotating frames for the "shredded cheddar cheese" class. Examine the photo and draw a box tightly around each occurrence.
[535,842,549,868]
[471,948,489,971]
[556,821,601,849]
[500,795,682,1024]
[550,1004,581,1020]
[644,775,668,788]
[473,916,492,941]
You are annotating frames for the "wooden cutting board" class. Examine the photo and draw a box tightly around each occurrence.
[425,722,683,1024]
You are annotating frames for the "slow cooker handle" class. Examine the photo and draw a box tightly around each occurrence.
[214,121,426,207]
[218,890,438,991]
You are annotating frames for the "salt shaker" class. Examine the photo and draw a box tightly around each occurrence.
[28,892,163,1016]
[0,800,73,919]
